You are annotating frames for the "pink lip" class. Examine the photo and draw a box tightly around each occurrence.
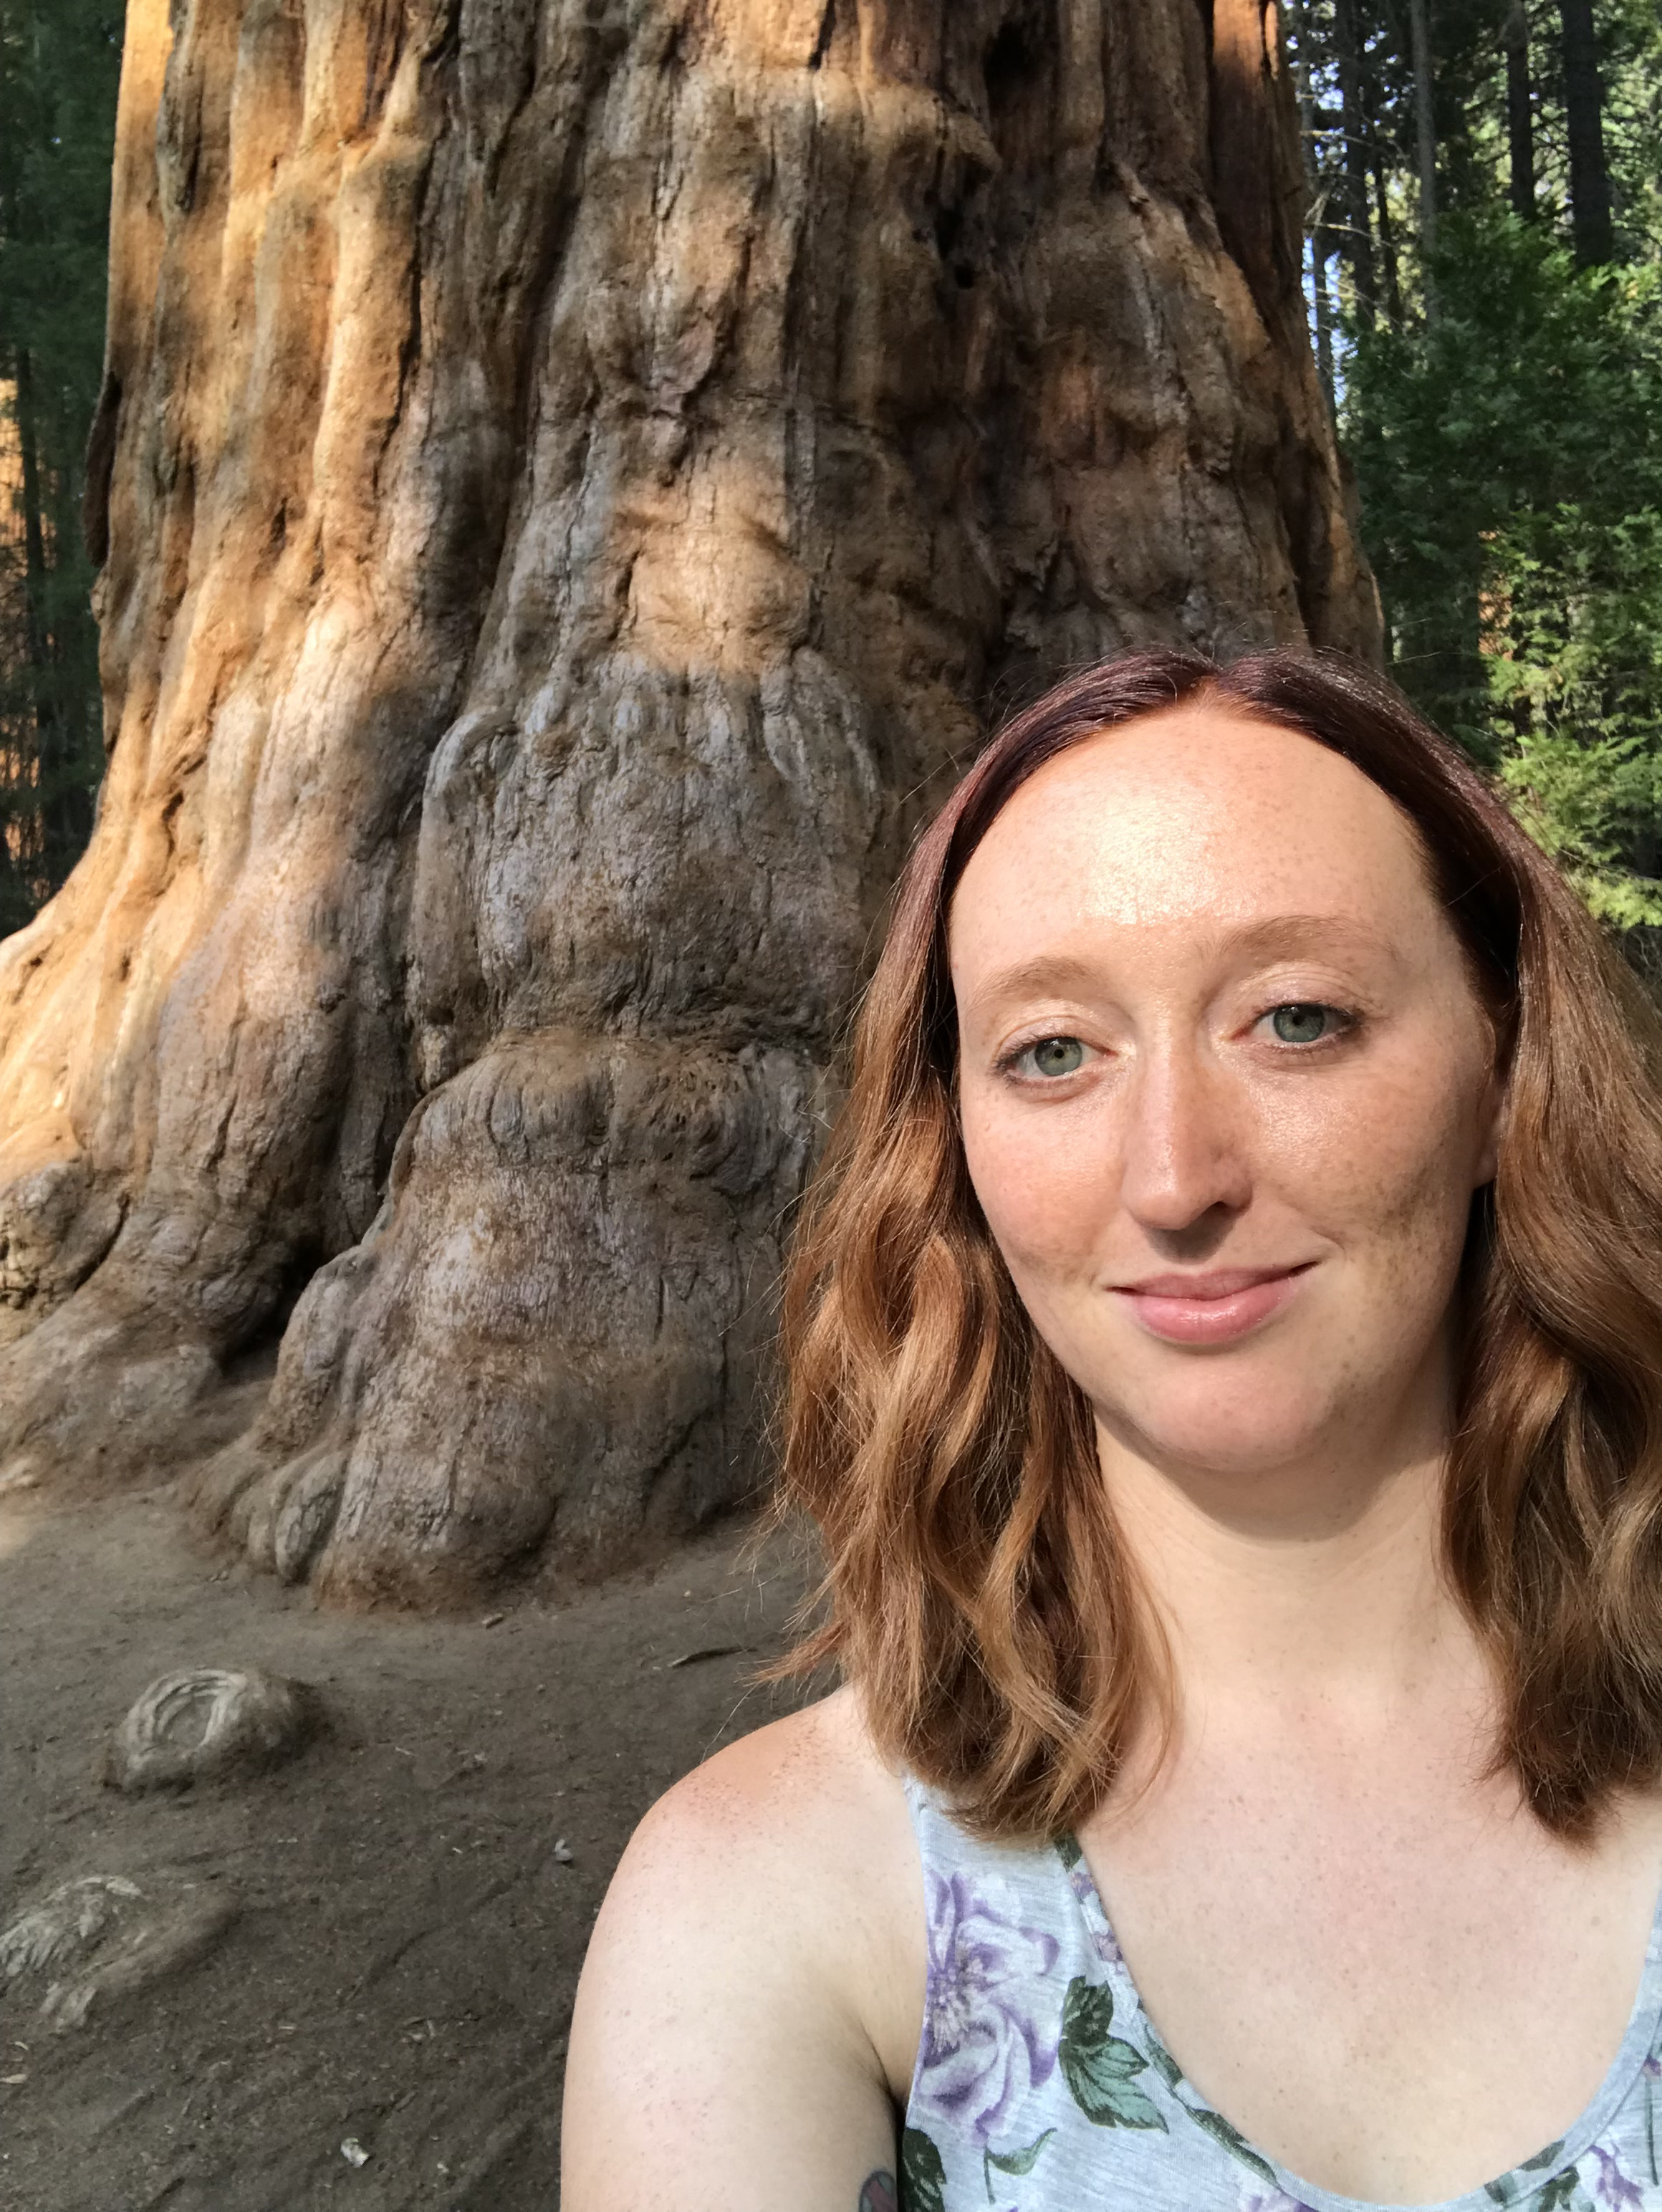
[1112,1264,1315,1346]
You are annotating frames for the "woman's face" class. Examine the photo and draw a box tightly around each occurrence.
[948,705,1504,1490]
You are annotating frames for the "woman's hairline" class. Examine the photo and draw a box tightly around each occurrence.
[932,682,1517,1072]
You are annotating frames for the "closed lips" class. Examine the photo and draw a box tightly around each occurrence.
[1114,1265,1315,1299]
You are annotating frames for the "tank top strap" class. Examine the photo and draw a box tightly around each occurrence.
[898,1768,1119,1977]
[898,1770,1124,2157]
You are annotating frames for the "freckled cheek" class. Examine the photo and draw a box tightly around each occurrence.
[1262,1070,1480,1270]
[959,1099,1118,1279]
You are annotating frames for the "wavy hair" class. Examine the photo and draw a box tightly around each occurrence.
[760,647,1662,1842]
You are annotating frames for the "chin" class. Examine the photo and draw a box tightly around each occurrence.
[1107,1408,1342,1483]
[1087,1356,1358,1481]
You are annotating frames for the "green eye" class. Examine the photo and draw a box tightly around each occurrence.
[1269,1003,1335,1044]
[1027,1036,1085,1077]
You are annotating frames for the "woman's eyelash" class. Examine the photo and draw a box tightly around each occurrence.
[992,1003,1365,1075]
[1255,1001,1363,1047]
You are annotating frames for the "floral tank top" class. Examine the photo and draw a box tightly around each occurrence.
[899,1774,1662,2212]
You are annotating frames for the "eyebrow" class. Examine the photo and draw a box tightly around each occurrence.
[964,913,1403,1017]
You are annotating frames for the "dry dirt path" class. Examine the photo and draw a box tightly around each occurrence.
[0,1486,817,2211]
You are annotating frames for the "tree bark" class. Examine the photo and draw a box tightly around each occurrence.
[1503,3,1535,223]
[0,0,1378,1604]
[1407,0,1438,282]
[1284,0,1335,410]
[1370,135,1403,322]
[1331,0,1376,325]
[1557,0,1613,265]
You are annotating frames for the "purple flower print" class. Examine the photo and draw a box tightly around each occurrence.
[1587,2143,1645,2209]
[914,1869,1063,2145]
[1240,2191,1320,2212]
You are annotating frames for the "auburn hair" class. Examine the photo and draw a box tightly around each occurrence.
[759,646,1662,1843]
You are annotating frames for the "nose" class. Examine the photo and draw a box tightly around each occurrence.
[1117,1038,1252,1239]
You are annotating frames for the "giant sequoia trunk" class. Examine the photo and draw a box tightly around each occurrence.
[0,0,1377,1603]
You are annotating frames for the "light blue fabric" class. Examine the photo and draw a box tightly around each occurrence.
[900,1771,1662,2212]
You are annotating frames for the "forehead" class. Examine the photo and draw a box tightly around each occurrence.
[948,705,1439,953]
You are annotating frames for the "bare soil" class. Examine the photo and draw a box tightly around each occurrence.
[0,1481,819,2211]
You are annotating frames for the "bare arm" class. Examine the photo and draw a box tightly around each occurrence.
[561,1694,922,2212]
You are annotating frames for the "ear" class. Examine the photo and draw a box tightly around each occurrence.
[1472,1051,1507,1188]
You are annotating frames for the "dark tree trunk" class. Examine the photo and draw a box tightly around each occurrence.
[0,0,1378,1605]
[9,347,97,903]
[1408,0,1438,275]
[12,348,52,707]
[1370,138,1404,321]
[1557,0,1614,264]
[1503,4,1536,221]
[1312,234,1337,415]
[1332,0,1377,324]
[10,348,62,892]
[1284,0,1335,411]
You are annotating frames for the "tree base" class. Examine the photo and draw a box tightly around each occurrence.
[184,1031,815,1604]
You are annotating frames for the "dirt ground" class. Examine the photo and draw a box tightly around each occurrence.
[0,1477,822,2212]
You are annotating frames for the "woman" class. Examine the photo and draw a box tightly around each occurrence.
[562,649,1662,2211]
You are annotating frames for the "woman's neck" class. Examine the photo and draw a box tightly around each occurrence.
[1095,1368,1492,1747]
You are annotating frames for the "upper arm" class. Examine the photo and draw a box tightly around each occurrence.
[560,1702,915,2212]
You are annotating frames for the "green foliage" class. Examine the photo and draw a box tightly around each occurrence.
[1490,501,1662,925]
[1293,0,1662,947]
[0,0,123,936]
[1347,211,1662,925]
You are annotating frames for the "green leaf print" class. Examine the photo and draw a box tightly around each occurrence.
[1054,1834,1084,1871]
[900,2126,948,2212]
[1057,1976,1168,2132]
[1484,2145,1574,2210]
[1182,2106,1279,2185]
[982,2129,1056,2201]
[1533,2175,1591,2212]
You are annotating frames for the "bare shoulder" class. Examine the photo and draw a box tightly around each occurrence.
[601,1684,922,2042]
[638,1681,907,1859]
[561,1686,926,2211]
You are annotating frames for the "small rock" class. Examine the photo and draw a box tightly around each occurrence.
[104,1666,322,1793]
[0,1876,140,1986]
[552,1838,573,1865]
[41,1891,238,2032]
[340,2137,370,2168]
[479,1612,505,1630]
[0,1872,238,2033]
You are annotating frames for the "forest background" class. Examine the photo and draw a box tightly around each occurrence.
[2,0,1660,941]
